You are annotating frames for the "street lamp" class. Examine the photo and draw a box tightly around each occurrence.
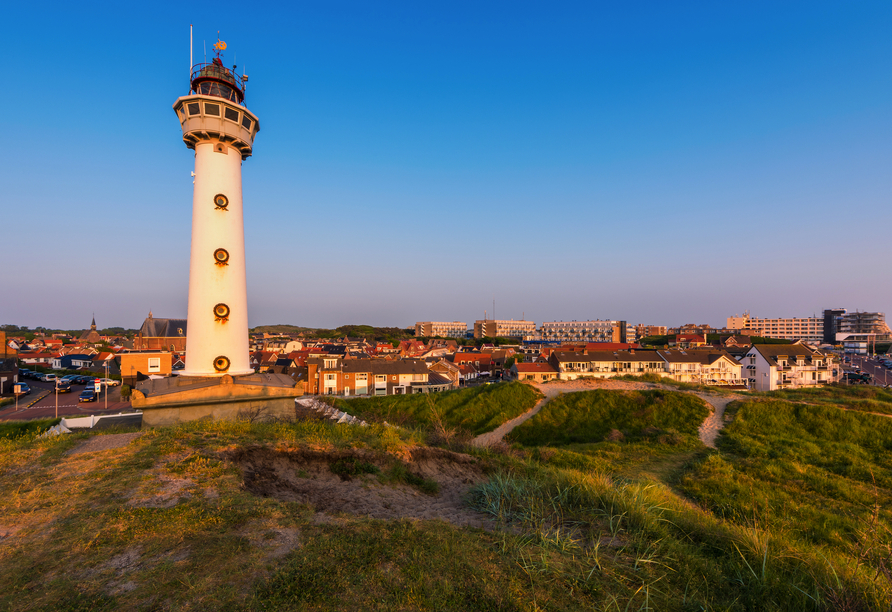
[55,378,59,419]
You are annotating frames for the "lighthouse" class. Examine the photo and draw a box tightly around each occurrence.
[173,39,259,377]
[130,35,301,426]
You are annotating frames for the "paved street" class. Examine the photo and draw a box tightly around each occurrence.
[843,353,892,387]
[0,379,133,421]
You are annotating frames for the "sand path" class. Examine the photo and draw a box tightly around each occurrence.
[693,392,743,448]
[471,379,741,448]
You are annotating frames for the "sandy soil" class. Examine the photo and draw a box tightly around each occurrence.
[228,446,495,529]
[67,432,143,456]
[693,393,743,448]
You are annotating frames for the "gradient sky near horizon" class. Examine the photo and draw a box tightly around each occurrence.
[4,1,891,331]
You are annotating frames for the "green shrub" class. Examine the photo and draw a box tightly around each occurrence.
[0,418,61,439]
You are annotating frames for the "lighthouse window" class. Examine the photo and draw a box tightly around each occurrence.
[187,103,201,116]
[241,115,252,130]
[204,103,220,116]
[224,108,239,122]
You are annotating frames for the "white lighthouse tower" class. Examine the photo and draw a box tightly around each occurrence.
[173,39,259,377]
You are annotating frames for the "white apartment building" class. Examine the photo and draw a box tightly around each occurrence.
[739,343,837,391]
[473,319,537,339]
[414,321,467,338]
[727,313,823,343]
[539,320,623,343]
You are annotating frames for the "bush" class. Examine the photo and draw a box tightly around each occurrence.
[120,384,131,400]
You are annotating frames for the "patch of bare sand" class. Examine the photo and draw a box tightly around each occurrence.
[694,393,744,448]
[239,521,302,560]
[128,472,194,508]
[67,432,143,456]
[227,446,493,529]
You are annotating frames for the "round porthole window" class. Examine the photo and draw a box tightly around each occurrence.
[213,248,230,265]
[214,303,230,320]
[214,194,229,210]
[213,356,231,372]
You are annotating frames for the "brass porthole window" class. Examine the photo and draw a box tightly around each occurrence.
[214,248,230,265]
[214,194,229,210]
[214,303,230,321]
[213,356,231,372]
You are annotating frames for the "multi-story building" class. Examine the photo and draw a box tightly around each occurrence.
[636,325,667,338]
[545,348,742,385]
[822,308,846,344]
[538,320,625,343]
[726,313,823,343]
[414,321,467,338]
[839,311,891,340]
[739,343,837,391]
[473,319,537,339]
[305,357,453,396]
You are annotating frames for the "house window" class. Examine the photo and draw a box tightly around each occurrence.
[148,358,161,373]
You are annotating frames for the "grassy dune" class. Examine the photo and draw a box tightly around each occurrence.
[508,389,709,446]
[332,381,542,436]
[756,383,892,415]
[0,387,889,610]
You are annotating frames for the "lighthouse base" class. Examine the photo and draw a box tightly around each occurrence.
[132,373,305,428]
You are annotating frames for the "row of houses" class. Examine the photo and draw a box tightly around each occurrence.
[511,342,838,391]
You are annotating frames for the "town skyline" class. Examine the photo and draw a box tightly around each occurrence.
[6,2,890,329]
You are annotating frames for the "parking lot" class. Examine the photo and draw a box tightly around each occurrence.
[2,377,132,421]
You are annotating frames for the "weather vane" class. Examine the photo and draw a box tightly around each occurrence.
[213,32,226,60]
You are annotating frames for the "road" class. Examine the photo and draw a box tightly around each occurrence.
[0,379,133,421]
[843,353,892,387]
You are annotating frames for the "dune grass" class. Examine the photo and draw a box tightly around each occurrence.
[0,386,890,610]
[331,381,542,436]
[755,383,892,415]
[0,417,60,439]
[508,389,709,446]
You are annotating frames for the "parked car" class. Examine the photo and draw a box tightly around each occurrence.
[78,388,97,402]
[98,378,120,387]
[59,375,79,384]
[73,375,93,385]
[40,373,57,383]
[56,380,72,393]
[843,372,871,384]
[13,383,31,397]
[18,369,32,379]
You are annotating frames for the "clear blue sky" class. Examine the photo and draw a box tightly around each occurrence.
[4,1,890,331]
